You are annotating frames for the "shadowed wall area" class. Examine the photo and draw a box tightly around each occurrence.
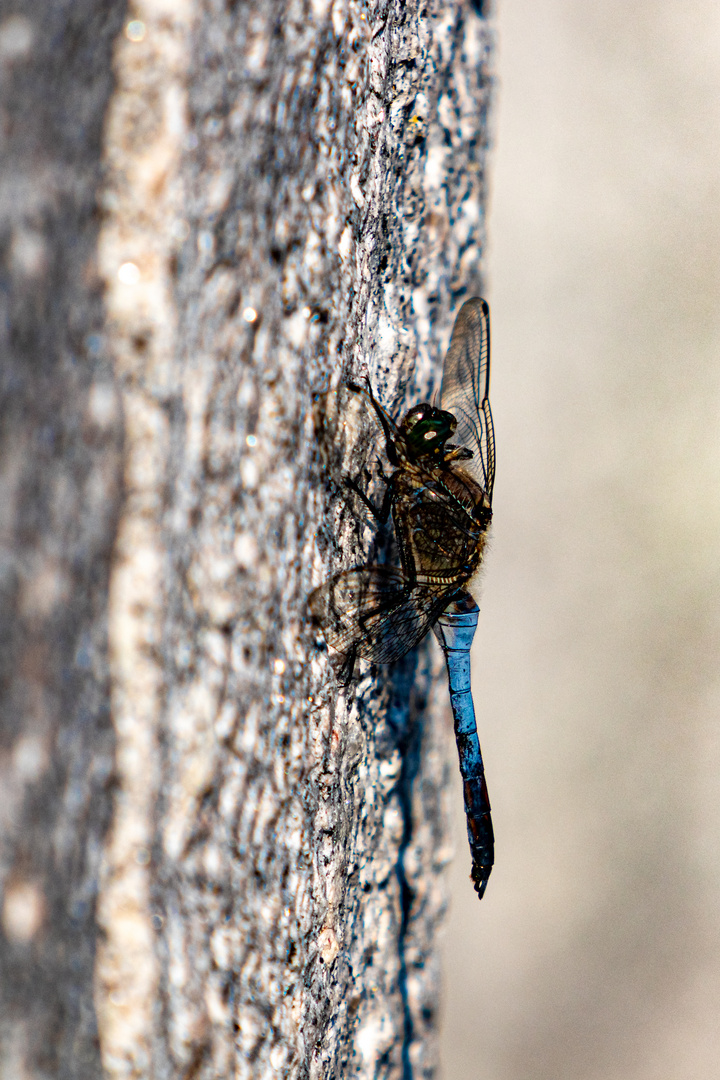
[441,2,720,1078]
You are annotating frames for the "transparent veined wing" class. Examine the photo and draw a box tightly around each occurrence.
[309,567,453,664]
[439,297,495,502]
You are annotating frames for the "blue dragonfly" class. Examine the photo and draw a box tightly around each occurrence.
[310,298,495,897]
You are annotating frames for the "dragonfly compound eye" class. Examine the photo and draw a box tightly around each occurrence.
[401,404,430,431]
[401,404,457,458]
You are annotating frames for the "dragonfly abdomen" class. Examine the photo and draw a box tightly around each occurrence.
[432,594,494,899]
[463,776,494,898]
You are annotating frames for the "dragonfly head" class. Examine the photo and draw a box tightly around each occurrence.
[399,403,457,461]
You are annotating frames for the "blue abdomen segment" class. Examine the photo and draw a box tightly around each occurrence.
[433,592,494,899]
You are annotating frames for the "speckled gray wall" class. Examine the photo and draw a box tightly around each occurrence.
[95,3,494,1078]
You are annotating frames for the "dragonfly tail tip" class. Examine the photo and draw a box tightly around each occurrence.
[471,864,492,900]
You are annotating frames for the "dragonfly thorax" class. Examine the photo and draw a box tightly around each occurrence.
[398,403,457,462]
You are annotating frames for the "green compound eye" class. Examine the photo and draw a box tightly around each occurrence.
[401,405,457,457]
[411,420,441,448]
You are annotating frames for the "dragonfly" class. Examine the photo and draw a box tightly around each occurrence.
[309,298,495,898]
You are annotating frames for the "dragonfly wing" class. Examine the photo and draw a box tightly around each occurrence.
[439,297,495,502]
[309,567,449,664]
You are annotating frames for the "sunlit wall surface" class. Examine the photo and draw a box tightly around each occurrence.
[440,2,720,1078]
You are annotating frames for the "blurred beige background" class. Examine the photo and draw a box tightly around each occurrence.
[440,2,720,1078]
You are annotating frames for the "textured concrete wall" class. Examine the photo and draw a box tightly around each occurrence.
[1,1,493,1077]
[92,2,492,1079]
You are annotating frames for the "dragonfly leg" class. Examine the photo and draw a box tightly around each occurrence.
[374,456,392,485]
[343,474,393,524]
[335,644,358,687]
[346,379,401,467]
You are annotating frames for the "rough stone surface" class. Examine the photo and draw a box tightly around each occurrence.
[138,3,492,1077]
[1,1,492,1078]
